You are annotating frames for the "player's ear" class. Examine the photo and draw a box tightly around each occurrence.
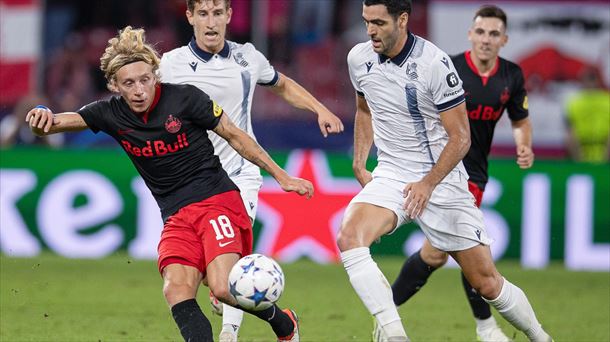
[226,7,232,25]
[108,80,119,93]
[399,12,409,29]
[186,9,195,26]
[502,34,508,47]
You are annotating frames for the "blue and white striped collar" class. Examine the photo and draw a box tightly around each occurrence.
[379,31,415,67]
[188,37,231,62]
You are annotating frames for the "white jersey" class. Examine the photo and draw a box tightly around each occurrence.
[160,38,279,177]
[347,32,468,184]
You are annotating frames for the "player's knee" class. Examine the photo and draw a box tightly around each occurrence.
[336,226,360,252]
[470,274,503,299]
[163,281,198,306]
[209,285,233,305]
[420,248,448,268]
[162,273,200,306]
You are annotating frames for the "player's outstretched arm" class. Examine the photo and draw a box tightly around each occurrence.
[213,113,313,198]
[352,94,374,187]
[269,73,344,137]
[511,117,534,169]
[25,106,88,136]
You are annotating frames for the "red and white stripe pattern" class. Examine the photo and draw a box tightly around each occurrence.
[0,0,41,105]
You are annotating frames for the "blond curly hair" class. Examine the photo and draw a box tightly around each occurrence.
[99,26,160,90]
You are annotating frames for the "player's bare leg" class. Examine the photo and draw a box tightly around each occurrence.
[215,215,258,341]
[337,203,409,341]
[207,253,242,342]
[162,264,213,341]
[451,245,553,342]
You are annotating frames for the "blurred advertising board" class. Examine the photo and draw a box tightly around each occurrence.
[1,148,608,270]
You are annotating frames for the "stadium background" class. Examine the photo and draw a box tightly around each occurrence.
[1,0,607,269]
[0,1,609,340]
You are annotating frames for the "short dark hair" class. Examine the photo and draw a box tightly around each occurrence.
[363,0,412,19]
[474,5,507,28]
[186,0,231,13]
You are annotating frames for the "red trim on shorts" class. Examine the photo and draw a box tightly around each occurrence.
[467,181,484,208]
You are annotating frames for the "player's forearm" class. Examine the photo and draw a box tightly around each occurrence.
[512,117,532,150]
[352,110,373,172]
[29,112,88,136]
[271,74,326,115]
[228,131,290,182]
[424,133,470,187]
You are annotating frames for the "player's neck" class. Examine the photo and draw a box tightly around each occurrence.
[386,32,409,59]
[195,39,225,55]
[471,55,497,77]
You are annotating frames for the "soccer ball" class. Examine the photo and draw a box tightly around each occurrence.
[228,254,284,311]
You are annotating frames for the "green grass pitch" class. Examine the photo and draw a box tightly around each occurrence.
[1,253,608,341]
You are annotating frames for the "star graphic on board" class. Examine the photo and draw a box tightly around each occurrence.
[256,150,362,263]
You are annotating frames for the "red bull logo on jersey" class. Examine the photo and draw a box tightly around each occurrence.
[121,133,190,157]
[165,115,182,133]
[468,105,503,121]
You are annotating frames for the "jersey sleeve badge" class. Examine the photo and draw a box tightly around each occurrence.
[213,101,223,117]
[523,96,529,110]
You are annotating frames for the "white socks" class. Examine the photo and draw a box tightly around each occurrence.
[341,247,407,338]
[475,315,498,331]
[221,304,243,333]
[485,278,552,342]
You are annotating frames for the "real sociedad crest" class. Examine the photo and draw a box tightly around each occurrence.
[233,52,249,67]
[165,115,182,134]
[406,62,418,80]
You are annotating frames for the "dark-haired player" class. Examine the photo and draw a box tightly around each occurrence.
[390,5,535,342]
[339,0,550,341]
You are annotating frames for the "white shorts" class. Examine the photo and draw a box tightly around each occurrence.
[230,170,262,222]
[348,176,492,252]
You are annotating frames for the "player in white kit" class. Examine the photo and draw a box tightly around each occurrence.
[337,1,553,341]
[160,0,344,341]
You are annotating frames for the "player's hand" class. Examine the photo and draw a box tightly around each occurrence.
[353,168,373,187]
[280,177,314,199]
[317,108,344,138]
[25,105,55,135]
[516,145,534,169]
[403,180,434,219]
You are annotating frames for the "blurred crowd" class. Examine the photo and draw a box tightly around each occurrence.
[0,0,607,161]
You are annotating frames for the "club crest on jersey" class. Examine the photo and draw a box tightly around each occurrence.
[213,101,223,117]
[165,115,182,133]
[233,52,249,67]
[406,62,418,80]
[500,87,510,105]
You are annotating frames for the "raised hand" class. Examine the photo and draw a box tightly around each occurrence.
[25,105,54,135]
